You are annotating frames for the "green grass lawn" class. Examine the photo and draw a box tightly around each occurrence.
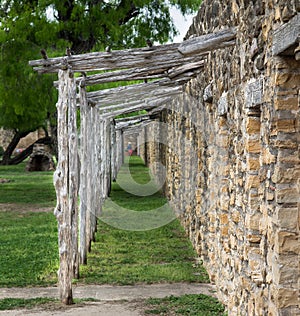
[144,294,226,316]
[0,162,56,205]
[0,156,224,313]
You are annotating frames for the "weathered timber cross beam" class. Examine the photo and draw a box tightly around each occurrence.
[115,113,150,123]
[100,96,174,119]
[29,28,236,74]
[115,116,151,130]
[87,79,183,108]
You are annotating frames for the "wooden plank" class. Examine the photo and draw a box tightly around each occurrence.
[272,13,300,56]
[178,27,237,55]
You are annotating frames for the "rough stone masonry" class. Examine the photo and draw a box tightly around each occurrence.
[138,1,300,315]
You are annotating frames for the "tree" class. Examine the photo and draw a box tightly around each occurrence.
[0,0,201,164]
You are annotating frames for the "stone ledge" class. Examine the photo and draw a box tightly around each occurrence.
[272,13,300,56]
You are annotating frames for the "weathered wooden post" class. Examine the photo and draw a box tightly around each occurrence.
[53,67,78,305]
[79,80,88,265]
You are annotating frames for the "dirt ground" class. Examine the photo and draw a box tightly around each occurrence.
[0,283,216,316]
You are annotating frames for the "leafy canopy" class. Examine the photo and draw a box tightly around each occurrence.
[0,0,201,133]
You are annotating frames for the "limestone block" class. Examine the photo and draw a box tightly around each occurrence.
[246,139,261,154]
[245,174,261,190]
[272,254,299,285]
[273,287,299,308]
[274,95,298,110]
[275,73,300,89]
[276,185,299,203]
[275,139,298,150]
[277,149,299,164]
[273,11,300,53]
[247,156,260,171]
[247,233,262,243]
[262,147,276,164]
[272,166,300,184]
[203,82,213,103]
[246,117,261,134]
[246,213,261,231]
[248,254,264,284]
[275,119,296,133]
[275,231,300,254]
[244,78,264,108]
[231,210,240,223]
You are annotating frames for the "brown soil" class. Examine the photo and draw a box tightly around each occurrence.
[0,203,53,213]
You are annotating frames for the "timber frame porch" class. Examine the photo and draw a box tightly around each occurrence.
[29,27,237,304]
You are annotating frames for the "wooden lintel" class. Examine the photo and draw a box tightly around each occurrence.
[178,27,237,55]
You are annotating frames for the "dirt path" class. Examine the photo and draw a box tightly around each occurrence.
[0,283,216,315]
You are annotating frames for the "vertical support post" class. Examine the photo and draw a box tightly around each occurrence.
[53,68,78,305]
[85,102,92,252]
[90,106,97,242]
[79,81,88,265]
[68,71,79,280]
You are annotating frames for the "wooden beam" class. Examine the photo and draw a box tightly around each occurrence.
[100,96,172,119]
[30,43,187,73]
[88,80,182,107]
[115,115,151,130]
[79,57,202,86]
[29,28,235,74]
[178,27,237,55]
[115,113,150,123]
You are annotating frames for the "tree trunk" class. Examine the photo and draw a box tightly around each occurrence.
[0,131,29,165]
[0,131,52,166]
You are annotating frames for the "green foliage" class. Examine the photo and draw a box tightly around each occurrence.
[0,0,201,147]
[145,294,227,315]
[0,146,4,157]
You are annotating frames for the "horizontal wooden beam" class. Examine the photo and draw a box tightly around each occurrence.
[115,113,150,123]
[115,115,151,130]
[87,79,183,107]
[178,27,237,55]
[53,58,204,87]
[100,96,173,119]
[30,43,186,73]
[29,28,235,74]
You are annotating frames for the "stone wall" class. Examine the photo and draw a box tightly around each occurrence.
[140,1,299,315]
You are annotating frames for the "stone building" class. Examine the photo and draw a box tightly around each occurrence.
[138,1,300,315]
